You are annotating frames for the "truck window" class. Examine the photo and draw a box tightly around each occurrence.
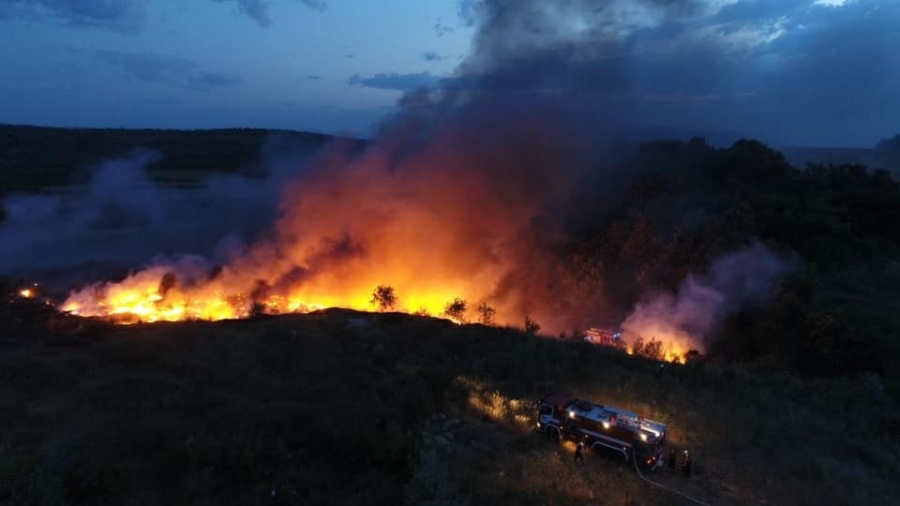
[539,405,553,416]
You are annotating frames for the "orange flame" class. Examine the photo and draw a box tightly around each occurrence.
[61,117,583,328]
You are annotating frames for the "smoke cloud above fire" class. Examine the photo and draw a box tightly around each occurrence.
[3,0,798,351]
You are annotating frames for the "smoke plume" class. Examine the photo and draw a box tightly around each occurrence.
[621,243,790,357]
[0,138,318,290]
[11,1,809,342]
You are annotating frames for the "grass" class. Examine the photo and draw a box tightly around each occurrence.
[1,310,897,505]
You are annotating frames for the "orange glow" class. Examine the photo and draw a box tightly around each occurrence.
[19,289,33,298]
[621,325,699,363]
[60,115,587,328]
[55,113,709,365]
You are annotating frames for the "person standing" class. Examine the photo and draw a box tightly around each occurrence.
[680,450,692,478]
[574,442,585,466]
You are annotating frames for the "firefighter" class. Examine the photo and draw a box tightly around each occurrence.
[668,449,677,470]
[679,450,692,478]
[574,442,585,466]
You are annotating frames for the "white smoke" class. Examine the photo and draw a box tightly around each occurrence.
[621,242,789,355]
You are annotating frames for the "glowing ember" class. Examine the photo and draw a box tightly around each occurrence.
[19,288,33,298]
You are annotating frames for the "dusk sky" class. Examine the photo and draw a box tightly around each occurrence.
[1,0,897,147]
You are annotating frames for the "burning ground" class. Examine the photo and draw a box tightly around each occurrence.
[6,0,897,366]
[8,117,788,364]
[57,105,595,331]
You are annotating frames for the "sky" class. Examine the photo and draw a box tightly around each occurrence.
[0,0,897,147]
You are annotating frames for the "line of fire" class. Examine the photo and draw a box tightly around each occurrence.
[6,277,698,364]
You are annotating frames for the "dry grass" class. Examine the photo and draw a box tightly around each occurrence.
[0,312,897,505]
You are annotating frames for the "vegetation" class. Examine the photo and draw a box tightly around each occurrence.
[524,315,540,335]
[444,298,468,323]
[2,127,900,504]
[0,294,896,505]
[476,302,496,326]
[562,137,900,389]
[371,285,398,312]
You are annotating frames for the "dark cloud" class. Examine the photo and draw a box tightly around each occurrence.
[0,0,146,32]
[213,0,326,27]
[190,71,243,91]
[96,51,242,91]
[437,0,900,146]
[347,72,442,92]
[423,51,443,62]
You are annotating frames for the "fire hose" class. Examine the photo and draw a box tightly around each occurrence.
[630,450,714,506]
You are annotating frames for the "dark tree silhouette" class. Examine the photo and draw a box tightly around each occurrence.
[524,315,540,335]
[444,298,467,323]
[477,302,496,325]
[371,285,397,312]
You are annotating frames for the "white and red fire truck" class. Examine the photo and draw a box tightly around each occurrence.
[537,394,668,471]
[582,327,623,348]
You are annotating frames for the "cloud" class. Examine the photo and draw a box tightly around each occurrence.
[434,19,454,36]
[457,0,480,27]
[190,71,243,91]
[432,0,481,36]
[347,72,443,92]
[300,0,327,11]
[96,51,242,91]
[423,51,443,62]
[213,0,326,27]
[0,0,146,32]
[443,0,899,146]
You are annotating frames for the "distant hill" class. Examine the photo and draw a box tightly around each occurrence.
[781,145,877,168]
[0,124,342,195]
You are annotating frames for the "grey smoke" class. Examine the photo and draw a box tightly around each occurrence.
[429,0,899,146]
[0,137,322,290]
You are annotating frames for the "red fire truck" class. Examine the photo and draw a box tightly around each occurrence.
[582,327,624,348]
[537,394,668,471]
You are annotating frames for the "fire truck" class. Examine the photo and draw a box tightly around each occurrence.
[582,327,623,348]
[537,394,668,470]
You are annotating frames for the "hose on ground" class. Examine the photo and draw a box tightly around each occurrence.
[631,450,714,506]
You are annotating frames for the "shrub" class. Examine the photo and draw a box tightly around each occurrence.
[477,302,496,326]
[371,285,397,312]
[444,298,467,323]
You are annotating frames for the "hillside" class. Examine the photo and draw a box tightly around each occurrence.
[0,306,897,505]
[0,124,339,195]
[1,126,900,504]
